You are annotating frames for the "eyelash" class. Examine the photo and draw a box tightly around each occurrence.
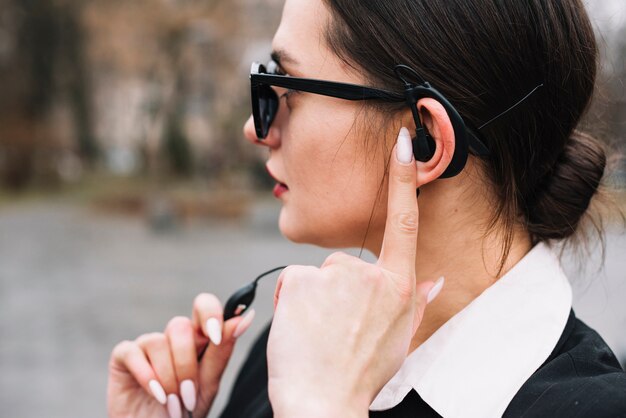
[281,89,297,100]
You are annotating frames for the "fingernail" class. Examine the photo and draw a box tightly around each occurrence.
[233,308,256,338]
[427,276,445,304]
[149,379,167,405]
[205,317,222,346]
[180,379,196,412]
[396,127,414,164]
[167,394,182,418]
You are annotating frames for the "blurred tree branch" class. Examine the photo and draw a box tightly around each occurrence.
[0,0,96,190]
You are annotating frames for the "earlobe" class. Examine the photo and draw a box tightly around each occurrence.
[413,98,456,186]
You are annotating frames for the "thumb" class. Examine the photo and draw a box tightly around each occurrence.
[412,277,445,335]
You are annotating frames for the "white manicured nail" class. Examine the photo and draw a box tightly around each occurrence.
[205,317,222,346]
[427,277,445,304]
[180,379,196,412]
[167,394,182,418]
[234,308,256,338]
[149,379,167,405]
[396,127,414,164]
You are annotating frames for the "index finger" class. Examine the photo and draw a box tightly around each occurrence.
[377,127,419,278]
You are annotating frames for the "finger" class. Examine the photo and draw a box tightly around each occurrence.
[273,265,319,311]
[320,251,356,269]
[165,317,198,413]
[136,333,178,396]
[273,265,293,311]
[378,127,419,278]
[109,340,167,405]
[191,293,224,348]
[196,311,252,396]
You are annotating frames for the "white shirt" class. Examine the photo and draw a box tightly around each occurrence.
[369,242,573,417]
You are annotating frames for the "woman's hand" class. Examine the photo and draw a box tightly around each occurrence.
[107,293,256,418]
[267,128,442,417]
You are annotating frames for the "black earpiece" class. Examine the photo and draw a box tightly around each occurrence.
[405,75,436,163]
[412,119,436,162]
[394,64,471,178]
[412,132,436,162]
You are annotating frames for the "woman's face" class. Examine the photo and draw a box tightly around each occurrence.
[243,0,391,250]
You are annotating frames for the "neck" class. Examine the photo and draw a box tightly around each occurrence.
[408,226,531,352]
[369,166,532,354]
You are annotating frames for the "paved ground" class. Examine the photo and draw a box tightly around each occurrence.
[0,198,624,418]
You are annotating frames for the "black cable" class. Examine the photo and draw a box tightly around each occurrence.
[478,84,544,130]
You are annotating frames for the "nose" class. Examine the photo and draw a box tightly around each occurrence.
[243,115,281,149]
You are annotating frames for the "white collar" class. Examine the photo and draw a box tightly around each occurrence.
[369,242,572,417]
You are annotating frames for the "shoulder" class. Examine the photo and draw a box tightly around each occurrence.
[505,310,626,418]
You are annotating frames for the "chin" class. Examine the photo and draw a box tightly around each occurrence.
[278,212,323,245]
[277,209,368,249]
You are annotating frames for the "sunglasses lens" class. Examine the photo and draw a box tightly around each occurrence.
[250,62,280,139]
[258,84,278,138]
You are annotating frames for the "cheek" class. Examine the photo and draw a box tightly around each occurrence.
[279,107,388,246]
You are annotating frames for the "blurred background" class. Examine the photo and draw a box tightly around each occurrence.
[0,0,624,417]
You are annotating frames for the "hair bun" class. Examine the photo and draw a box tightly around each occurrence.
[526,131,606,241]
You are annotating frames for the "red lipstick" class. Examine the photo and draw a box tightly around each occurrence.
[266,165,289,198]
[273,183,288,198]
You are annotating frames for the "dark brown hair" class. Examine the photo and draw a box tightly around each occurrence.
[322,0,611,271]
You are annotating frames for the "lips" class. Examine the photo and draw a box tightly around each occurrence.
[273,183,288,198]
[266,165,289,199]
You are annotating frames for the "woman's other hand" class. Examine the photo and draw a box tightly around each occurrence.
[107,293,256,418]
[267,128,443,417]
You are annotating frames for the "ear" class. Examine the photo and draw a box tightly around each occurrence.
[402,98,456,187]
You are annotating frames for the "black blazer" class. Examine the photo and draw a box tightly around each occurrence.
[218,310,626,417]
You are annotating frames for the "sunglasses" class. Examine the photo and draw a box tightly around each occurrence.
[251,60,407,138]
[249,60,491,159]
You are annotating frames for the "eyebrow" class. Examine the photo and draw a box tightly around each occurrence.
[271,49,299,68]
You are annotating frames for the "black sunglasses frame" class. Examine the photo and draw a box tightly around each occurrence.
[249,61,491,158]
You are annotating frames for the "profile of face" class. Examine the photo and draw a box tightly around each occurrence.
[243,0,604,272]
[243,0,392,251]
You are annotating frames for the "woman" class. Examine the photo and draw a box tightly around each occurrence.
[107,0,626,417]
